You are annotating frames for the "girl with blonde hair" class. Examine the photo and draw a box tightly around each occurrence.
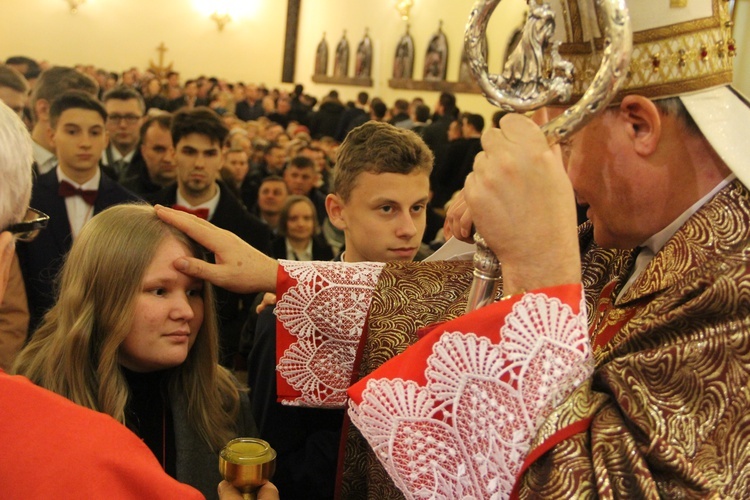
[14,203,256,500]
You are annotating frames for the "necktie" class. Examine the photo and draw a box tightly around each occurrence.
[58,180,98,205]
[172,204,209,220]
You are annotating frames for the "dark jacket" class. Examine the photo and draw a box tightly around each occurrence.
[18,168,141,333]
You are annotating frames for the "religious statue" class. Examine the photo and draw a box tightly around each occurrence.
[333,31,350,77]
[354,29,373,78]
[314,33,328,76]
[392,25,414,79]
[423,20,448,81]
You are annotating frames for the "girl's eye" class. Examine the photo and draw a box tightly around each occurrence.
[187,288,203,298]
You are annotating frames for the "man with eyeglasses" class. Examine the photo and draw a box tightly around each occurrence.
[101,86,145,180]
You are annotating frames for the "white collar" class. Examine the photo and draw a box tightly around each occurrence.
[56,165,101,190]
[176,184,221,220]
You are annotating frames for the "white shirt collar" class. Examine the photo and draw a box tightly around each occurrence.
[32,140,56,174]
[285,238,314,261]
[56,167,101,239]
[176,184,221,220]
[56,165,101,190]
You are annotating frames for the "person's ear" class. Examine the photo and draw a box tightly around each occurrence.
[325,193,347,230]
[619,95,661,157]
[34,99,50,125]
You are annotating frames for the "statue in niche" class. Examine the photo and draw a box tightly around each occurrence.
[392,25,414,79]
[423,20,448,81]
[355,28,373,78]
[314,32,328,76]
[333,31,350,77]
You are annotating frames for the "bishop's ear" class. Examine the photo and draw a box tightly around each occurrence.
[619,95,661,157]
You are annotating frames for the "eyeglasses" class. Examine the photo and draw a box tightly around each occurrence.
[4,208,50,242]
[108,114,142,124]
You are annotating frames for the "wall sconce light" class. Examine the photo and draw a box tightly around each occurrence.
[65,0,86,13]
[394,0,413,21]
[211,11,232,32]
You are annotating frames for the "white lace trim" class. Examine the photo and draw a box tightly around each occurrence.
[348,291,592,500]
[276,260,386,407]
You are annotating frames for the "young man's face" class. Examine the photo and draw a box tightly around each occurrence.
[327,170,430,263]
[174,133,223,199]
[51,108,107,178]
[283,165,315,196]
[105,98,143,154]
[258,180,288,215]
[264,147,286,173]
[223,151,250,184]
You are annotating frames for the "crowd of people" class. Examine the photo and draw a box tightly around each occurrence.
[2,0,750,497]
[0,53,484,498]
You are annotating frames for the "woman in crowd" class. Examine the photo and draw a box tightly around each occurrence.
[272,195,333,261]
[13,204,257,500]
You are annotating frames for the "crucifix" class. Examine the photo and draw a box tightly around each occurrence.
[149,42,174,80]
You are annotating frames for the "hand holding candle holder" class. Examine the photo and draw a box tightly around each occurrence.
[219,437,276,500]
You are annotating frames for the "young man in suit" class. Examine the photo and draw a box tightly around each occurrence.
[18,90,140,335]
[248,121,433,498]
[28,66,99,175]
[148,107,272,368]
[101,86,145,180]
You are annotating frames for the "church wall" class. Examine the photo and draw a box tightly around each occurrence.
[0,0,747,124]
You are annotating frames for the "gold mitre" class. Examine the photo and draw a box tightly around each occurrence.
[549,0,736,101]
[548,0,748,185]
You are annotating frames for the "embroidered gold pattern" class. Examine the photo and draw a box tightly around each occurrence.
[519,181,750,497]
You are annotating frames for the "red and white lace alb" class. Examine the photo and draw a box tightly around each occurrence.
[347,286,591,499]
[275,260,385,407]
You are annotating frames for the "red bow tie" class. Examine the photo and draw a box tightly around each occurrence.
[58,180,98,205]
[172,204,209,220]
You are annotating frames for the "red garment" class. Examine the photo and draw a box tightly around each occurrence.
[0,370,204,499]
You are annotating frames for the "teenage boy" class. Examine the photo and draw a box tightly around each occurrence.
[249,121,433,498]
[148,107,272,368]
[18,91,139,334]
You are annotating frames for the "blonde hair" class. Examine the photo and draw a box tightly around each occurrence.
[13,203,241,451]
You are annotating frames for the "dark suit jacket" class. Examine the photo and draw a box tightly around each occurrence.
[147,182,273,366]
[18,168,141,333]
[119,151,172,198]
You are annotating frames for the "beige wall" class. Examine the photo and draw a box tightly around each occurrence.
[0,0,747,121]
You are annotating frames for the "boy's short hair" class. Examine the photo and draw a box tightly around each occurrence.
[463,113,485,133]
[139,114,172,143]
[0,65,29,93]
[333,121,433,202]
[49,90,107,129]
[287,155,314,171]
[30,66,98,122]
[171,107,228,146]
[102,85,145,113]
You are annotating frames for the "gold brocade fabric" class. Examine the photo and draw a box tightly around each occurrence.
[520,180,750,498]
[339,260,476,500]
[341,180,750,499]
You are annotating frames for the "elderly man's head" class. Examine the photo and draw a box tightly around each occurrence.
[0,101,34,302]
